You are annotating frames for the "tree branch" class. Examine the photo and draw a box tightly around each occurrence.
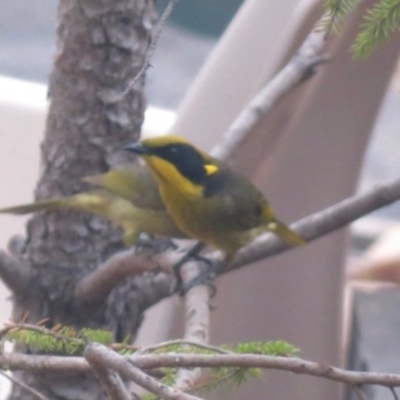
[3,351,400,392]
[85,344,132,400]
[352,385,368,400]
[391,386,399,400]
[212,30,328,161]
[76,247,176,304]
[0,369,51,400]
[0,353,90,373]
[85,343,203,400]
[174,261,211,392]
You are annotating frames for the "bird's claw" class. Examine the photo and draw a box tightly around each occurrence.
[180,265,217,297]
[173,250,217,296]
[172,242,206,291]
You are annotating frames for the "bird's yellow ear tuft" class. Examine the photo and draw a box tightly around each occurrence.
[205,164,218,175]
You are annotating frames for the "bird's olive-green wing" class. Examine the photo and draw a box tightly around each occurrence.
[205,169,267,232]
[83,165,166,211]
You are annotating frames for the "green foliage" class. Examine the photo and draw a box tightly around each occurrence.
[320,0,361,34]
[232,340,299,356]
[352,0,400,57]
[194,341,298,397]
[143,342,212,354]
[3,326,113,355]
[140,339,299,398]
[142,369,178,400]
[200,364,263,399]
[3,325,300,399]
[321,0,400,57]
[78,328,113,344]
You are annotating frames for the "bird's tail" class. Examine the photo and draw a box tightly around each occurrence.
[267,218,305,246]
[0,199,63,215]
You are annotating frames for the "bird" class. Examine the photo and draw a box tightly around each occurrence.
[123,135,305,262]
[0,164,186,244]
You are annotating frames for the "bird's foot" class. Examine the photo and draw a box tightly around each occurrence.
[179,256,217,297]
[173,242,205,290]
[172,242,217,296]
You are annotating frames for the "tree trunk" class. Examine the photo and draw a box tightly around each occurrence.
[5,0,159,398]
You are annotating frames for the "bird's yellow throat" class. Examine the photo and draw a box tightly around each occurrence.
[144,155,204,198]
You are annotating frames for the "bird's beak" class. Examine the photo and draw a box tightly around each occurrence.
[123,142,151,155]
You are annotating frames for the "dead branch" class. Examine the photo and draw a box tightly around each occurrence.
[174,260,211,392]
[212,31,328,161]
[0,370,51,400]
[76,247,177,304]
[85,343,202,400]
[3,351,400,393]
[85,344,132,400]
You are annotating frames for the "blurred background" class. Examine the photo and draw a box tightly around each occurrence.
[1,1,400,399]
[0,0,243,108]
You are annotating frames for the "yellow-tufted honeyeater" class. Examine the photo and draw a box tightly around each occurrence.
[124,135,305,262]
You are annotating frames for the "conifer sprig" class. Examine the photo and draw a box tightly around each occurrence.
[320,0,361,35]
[321,0,400,57]
[1,322,300,398]
[352,0,400,57]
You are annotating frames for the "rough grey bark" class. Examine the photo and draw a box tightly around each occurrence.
[4,0,162,398]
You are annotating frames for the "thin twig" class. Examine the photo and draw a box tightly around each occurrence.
[352,384,368,400]
[137,339,230,356]
[0,369,51,400]
[85,344,131,400]
[391,386,399,400]
[85,343,202,400]
[116,0,179,102]
[92,367,131,400]
[212,30,327,161]
[1,322,228,355]
[0,323,82,346]
[323,0,343,39]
